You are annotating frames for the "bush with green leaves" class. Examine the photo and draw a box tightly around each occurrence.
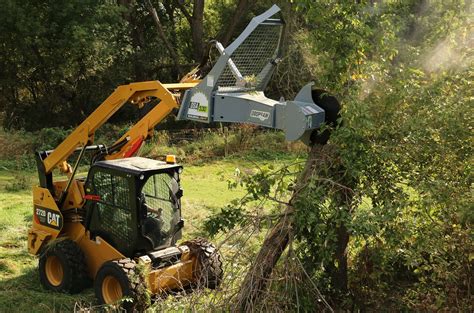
[31,127,70,151]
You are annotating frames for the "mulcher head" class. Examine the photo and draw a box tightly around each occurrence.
[178,5,341,145]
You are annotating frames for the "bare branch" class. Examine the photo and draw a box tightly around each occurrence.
[144,0,181,75]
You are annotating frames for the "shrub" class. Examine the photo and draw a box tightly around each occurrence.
[0,129,33,159]
[32,127,70,151]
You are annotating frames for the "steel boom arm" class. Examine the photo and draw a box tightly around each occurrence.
[42,81,197,174]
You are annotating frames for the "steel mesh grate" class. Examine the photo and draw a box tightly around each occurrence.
[92,172,133,250]
[97,203,133,249]
[216,22,283,92]
[94,172,130,208]
[94,172,112,203]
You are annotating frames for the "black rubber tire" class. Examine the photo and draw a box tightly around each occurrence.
[182,238,223,289]
[311,89,342,145]
[38,239,90,294]
[94,258,149,311]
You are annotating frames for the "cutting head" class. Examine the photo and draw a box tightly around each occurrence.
[178,5,340,145]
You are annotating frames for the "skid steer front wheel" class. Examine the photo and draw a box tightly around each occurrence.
[38,239,90,294]
[94,259,149,311]
[183,238,223,289]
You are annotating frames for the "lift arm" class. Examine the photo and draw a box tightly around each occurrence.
[41,81,197,175]
[103,82,198,160]
[43,81,196,174]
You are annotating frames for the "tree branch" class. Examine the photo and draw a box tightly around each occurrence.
[144,0,181,75]
[218,0,251,46]
[174,0,192,24]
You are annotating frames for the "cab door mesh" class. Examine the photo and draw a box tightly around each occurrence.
[89,171,134,254]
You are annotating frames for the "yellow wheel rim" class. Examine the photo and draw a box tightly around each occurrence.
[102,275,123,304]
[45,255,64,286]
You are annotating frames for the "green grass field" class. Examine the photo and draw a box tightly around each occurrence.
[0,154,298,312]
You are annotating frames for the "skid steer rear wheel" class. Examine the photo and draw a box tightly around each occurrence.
[94,258,149,311]
[183,238,223,289]
[38,239,90,294]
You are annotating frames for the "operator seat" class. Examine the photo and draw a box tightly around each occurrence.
[142,216,163,248]
[140,193,164,248]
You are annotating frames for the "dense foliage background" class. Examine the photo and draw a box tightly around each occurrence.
[0,0,471,311]
[290,1,473,310]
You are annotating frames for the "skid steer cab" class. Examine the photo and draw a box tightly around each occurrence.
[33,157,223,309]
[84,157,185,255]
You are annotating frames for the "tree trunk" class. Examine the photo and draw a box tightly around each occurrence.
[190,0,205,62]
[235,143,353,310]
[234,144,329,312]
[118,0,147,81]
[144,0,181,78]
[330,221,350,294]
[329,163,353,295]
[173,0,207,68]
[233,211,292,312]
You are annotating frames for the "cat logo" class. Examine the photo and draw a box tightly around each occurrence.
[47,212,60,227]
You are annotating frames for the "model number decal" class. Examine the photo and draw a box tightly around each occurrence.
[34,206,62,230]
